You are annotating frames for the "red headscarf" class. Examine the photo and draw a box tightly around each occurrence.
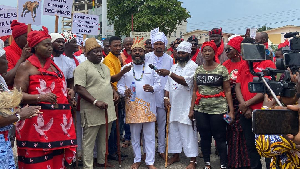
[27,26,51,47]
[227,36,244,53]
[201,41,220,63]
[0,35,10,42]
[11,20,29,39]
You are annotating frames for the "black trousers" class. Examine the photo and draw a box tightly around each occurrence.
[195,112,227,166]
[240,115,271,169]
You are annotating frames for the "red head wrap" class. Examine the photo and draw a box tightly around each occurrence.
[209,28,222,36]
[11,20,29,39]
[227,36,244,53]
[0,35,10,42]
[27,26,51,48]
[201,41,220,63]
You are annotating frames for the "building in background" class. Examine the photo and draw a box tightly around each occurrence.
[264,25,300,45]
[183,29,232,44]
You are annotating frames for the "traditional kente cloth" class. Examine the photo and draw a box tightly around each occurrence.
[256,135,300,169]
[17,55,77,169]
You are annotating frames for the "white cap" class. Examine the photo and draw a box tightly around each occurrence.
[150,28,168,47]
[176,41,192,53]
[0,39,5,57]
[96,39,104,48]
[50,33,64,43]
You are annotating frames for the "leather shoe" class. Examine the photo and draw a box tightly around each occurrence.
[107,154,126,161]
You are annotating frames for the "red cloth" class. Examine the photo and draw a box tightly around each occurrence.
[209,28,222,35]
[5,40,22,72]
[102,50,107,57]
[0,35,10,42]
[227,36,244,53]
[264,42,268,49]
[278,40,289,49]
[73,49,82,56]
[11,20,29,39]
[16,54,77,167]
[236,60,276,110]
[123,49,132,64]
[73,57,79,66]
[195,90,225,105]
[191,48,200,62]
[27,26,51,47]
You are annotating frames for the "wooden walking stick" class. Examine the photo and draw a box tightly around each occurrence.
[115,104,122,167]
[165,105,171,168]
[105,107,109,169]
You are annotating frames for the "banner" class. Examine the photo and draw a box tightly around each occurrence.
[43,0,72,18]
[18,0,42,25]
[130,32,150,39]
[0,8,17,36]
[72,13,99,35]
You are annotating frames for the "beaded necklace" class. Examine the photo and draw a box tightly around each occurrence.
[133,64,145,81]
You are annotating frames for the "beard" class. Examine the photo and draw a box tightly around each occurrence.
[132,54,145,65]
[177,55,190,67]
[53,48,64,55]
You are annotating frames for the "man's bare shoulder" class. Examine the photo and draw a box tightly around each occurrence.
[18,60,37,75]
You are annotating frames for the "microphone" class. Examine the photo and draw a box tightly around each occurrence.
[148,64,158,70]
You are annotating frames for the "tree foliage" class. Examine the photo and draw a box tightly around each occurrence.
[108,0,191,36]
[257,25,273,32]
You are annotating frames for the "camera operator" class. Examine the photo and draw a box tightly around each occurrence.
[255,71,300,168]
[235,34,276,169]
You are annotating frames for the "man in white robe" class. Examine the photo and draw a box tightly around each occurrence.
[118,38,161,169]
[145,28,173,159]
[157,41,198,169]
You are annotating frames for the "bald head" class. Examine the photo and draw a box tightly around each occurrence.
[123,37,133,53]
[255,32,268,44]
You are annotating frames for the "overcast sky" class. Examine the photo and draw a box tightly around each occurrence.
[5,0,300,34]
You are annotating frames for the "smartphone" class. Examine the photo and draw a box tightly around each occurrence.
[252,109,299,135]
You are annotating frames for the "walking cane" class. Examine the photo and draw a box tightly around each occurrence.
[115,103,122,168]
[165,105,171,168]
[105,107,109,169]
[70,98,79,168]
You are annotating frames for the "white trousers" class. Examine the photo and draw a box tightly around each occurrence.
[156,107,166,153]
[130,122,155,165]
[168,121,198,157]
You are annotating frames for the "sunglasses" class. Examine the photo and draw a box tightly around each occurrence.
[225,48,234,53]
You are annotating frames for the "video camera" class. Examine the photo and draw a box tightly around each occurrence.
[241,37,297,98]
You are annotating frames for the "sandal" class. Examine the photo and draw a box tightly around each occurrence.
[121,140,131,148]
[204,162,211,169]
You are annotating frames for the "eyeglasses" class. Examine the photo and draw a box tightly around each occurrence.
[225,48,234,53]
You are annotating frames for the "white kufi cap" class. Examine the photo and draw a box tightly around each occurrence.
[0,39,5,57]
[176,41,192,53]
[50,33,64,43]
[150,28,168,47]
[96,39,104,48]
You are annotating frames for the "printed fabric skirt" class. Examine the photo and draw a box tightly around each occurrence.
[0,131,16,169]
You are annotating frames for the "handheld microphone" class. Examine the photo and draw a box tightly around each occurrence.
[148,64,158,70]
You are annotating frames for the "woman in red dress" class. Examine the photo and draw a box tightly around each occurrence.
[14,27,77,168]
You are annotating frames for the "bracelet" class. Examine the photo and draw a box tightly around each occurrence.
[37,94,41,103]
[15,113,21,122]
[169,71,172,76]
[164,97,169,100]
[261,106,271,109]
[93,99,98,106]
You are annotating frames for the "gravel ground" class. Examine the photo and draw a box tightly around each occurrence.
[13,140,267,169]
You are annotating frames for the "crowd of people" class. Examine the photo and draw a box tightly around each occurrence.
[1,19,300,169]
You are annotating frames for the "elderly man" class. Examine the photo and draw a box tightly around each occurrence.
[196,28,228,65]
[120,37,133,66]
[118,38,160,169]
[145,28,173,159]
[74,38,118,168]
[157,41,198,169]
[4,20,32,86]
[14,26,77,169]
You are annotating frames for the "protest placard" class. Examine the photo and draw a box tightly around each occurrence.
[18,0,41,25]
[43,0,72,18]
[72,13,99,35]
[0,8,17,36]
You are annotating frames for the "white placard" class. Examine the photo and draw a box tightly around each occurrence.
[43,0,72,18]
[0,5,15,10]
[76,34,83,46]
[130,32,150,39]
[0,8,17,36]
[18,0,42,25]
[72,13,99,35]
[250,28,257,39]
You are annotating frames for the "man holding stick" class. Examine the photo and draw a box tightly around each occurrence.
[157,41,198,169]
[117,38,160,169]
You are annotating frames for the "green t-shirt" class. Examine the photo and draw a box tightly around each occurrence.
[193,64,229,114]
